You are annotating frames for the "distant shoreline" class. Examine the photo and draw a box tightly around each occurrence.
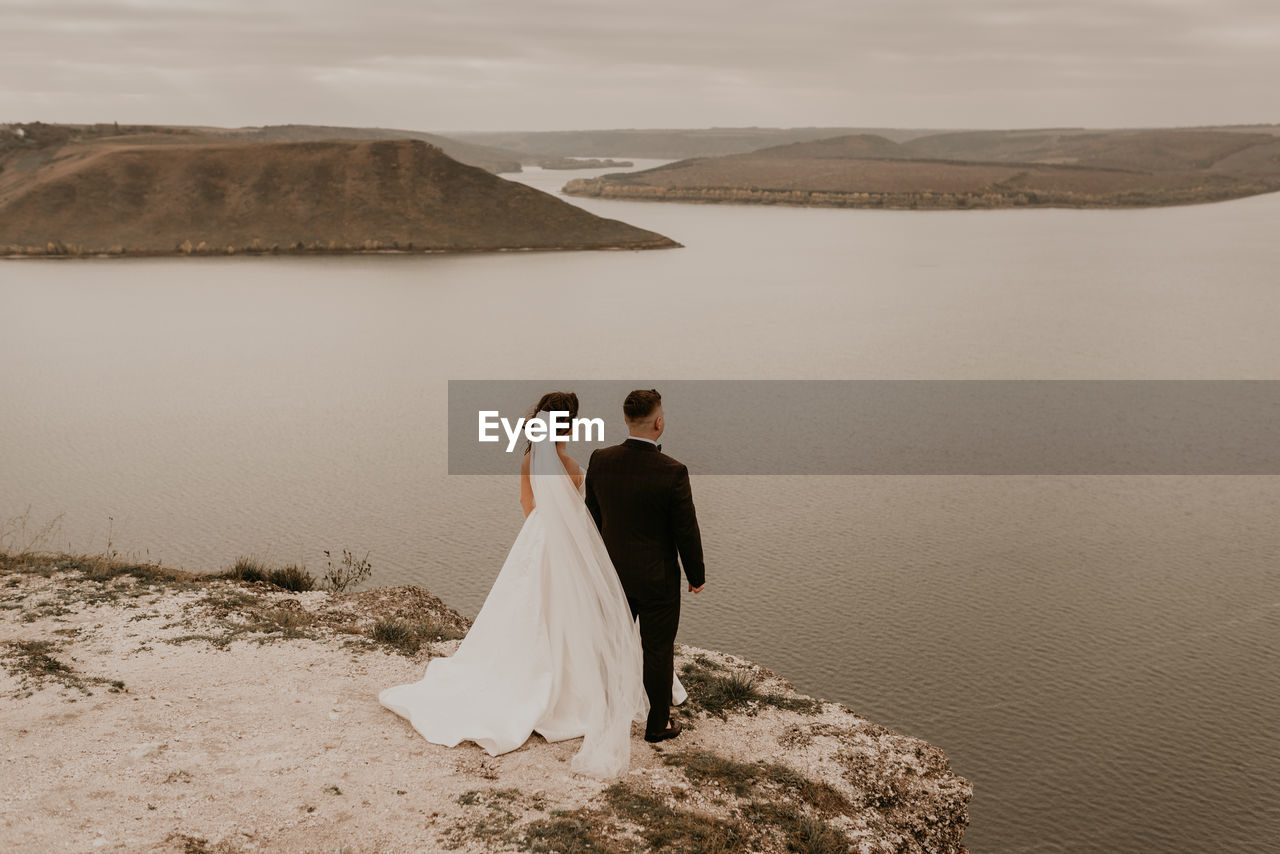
[564,179,1280,210]
[1,241,682,260]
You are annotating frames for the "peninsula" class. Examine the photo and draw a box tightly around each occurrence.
[0,123,677,258]
[563,126,1280,209]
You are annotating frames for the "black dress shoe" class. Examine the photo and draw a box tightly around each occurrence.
[644,717,682,743]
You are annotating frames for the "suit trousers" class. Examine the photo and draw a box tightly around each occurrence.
[627,593,680,736]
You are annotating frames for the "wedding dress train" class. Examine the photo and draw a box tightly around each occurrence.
[378,417,684,778]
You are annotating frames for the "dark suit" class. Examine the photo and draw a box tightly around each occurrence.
[585,438,705,736]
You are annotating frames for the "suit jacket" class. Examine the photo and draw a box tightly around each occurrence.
[586,438,705,603]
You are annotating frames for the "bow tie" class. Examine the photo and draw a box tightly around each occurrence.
[656,443,662,452]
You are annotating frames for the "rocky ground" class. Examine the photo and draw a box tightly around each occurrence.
[0,552,971,853]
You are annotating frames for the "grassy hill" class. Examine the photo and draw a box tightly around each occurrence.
[0,123,678,257]
[562,126,1280,209]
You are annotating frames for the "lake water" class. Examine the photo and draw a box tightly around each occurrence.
[3,161,1279,853]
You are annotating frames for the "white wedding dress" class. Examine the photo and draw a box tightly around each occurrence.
[378,416,685,779]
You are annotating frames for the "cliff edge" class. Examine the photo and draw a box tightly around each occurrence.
[0,551,971,853]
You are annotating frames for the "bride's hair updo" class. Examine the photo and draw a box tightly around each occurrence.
[524,390,579,454]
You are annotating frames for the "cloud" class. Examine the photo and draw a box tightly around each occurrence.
[1,0,1277,129]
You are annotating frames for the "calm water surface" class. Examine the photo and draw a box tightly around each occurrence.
[3,162,1279,853]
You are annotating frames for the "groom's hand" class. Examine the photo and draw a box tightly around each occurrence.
[688,583,705,594]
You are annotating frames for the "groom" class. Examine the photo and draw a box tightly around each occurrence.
[585,388,706,743]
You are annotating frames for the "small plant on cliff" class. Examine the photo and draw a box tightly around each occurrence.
[221,556,316,592]
[370,618,416,652]
[322,549,372,592]
[679,662,762,718]
[369,617,464,654]
[266,564,315,592]
[679,659,824,720]
[225,556,269,584]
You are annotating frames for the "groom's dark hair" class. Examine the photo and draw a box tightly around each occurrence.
[623,388,662,423]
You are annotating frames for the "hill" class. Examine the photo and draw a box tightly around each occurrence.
[0,550,972,853]
[206,126,635,172]
[0,123,678,257]
[453,127,946,158]
[563,126,1280,209]
[206,123,528,173]
[896,127,1280,171]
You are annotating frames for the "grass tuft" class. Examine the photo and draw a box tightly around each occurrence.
[679,662,761,718]
[370,618,416,652]
[220,556,317,592]
[266,564,315,592]
[679,658,824,719]
[369,617,465,655]
[225,556,269,584]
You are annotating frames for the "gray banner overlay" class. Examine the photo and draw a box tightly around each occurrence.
[448,380,1280,475]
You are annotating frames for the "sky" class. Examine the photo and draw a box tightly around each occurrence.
[2,0,1277,132]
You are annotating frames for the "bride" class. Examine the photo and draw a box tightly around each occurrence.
[378,391,684,779]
